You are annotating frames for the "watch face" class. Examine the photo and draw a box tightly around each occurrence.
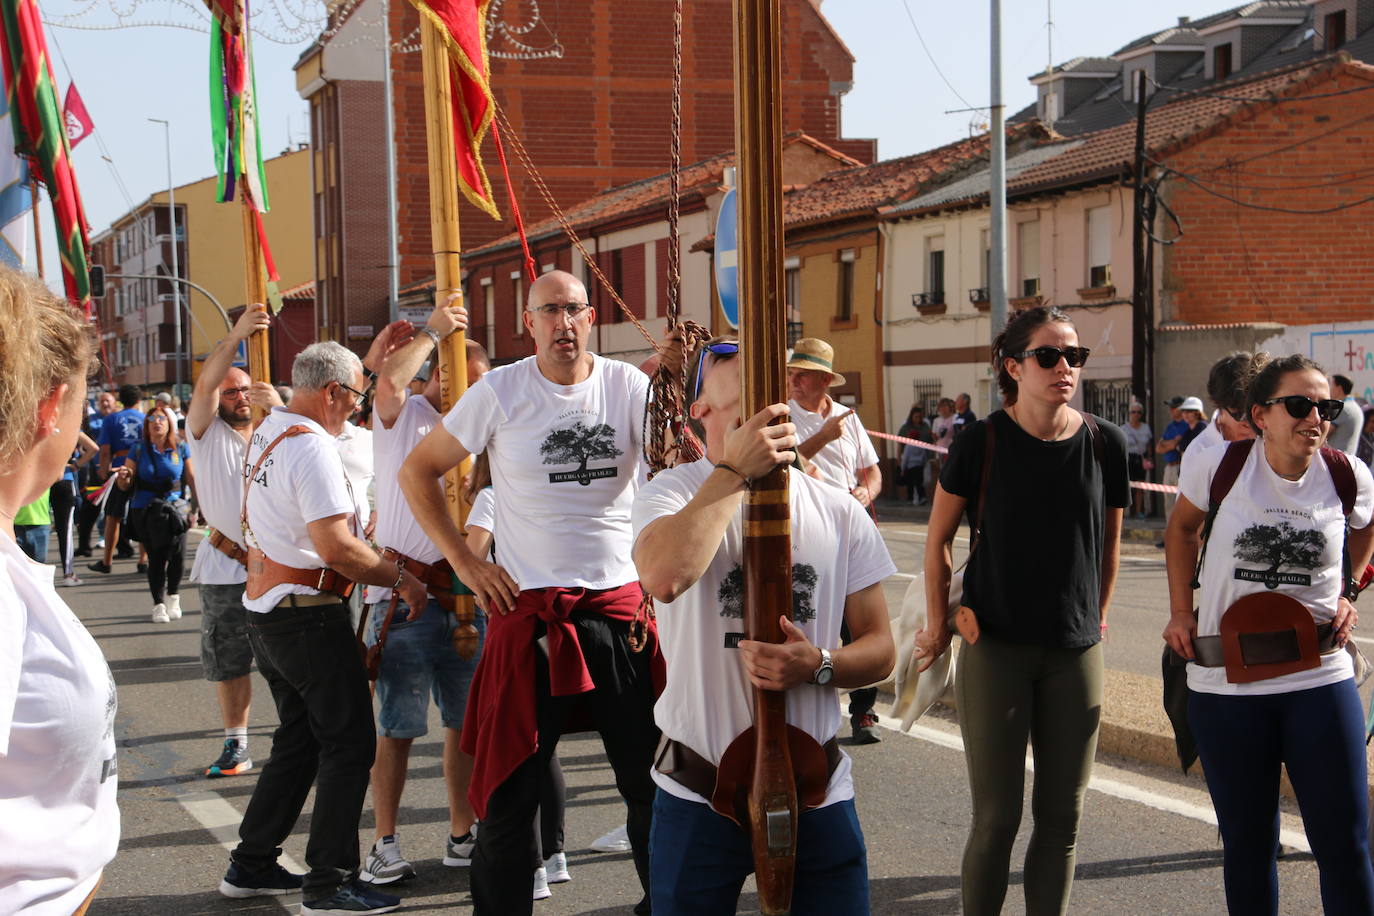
[815,666,833,686]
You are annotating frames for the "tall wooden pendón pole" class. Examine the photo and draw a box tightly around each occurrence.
[733,0,797,910]
[419,15,478,653]
[241,197,271,409]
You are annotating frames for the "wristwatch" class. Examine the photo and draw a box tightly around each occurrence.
[810,647,834,686]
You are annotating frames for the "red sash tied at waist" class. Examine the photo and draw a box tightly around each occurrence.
[460,582,665,820]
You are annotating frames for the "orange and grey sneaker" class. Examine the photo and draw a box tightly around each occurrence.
[206,738,253,777]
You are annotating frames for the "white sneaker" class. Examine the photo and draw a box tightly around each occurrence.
[590,824,630,853]
[532,866,551,901]
[151,603,170,624]
[61,574,82,587]
[166,594,182,620]
[544,851,570,884]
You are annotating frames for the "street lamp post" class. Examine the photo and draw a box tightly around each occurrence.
[148,118,184,399]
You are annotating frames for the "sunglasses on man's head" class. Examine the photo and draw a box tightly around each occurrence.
[691,341,741,402]
[1010,345,1091,369]
[1260,395,1344,422]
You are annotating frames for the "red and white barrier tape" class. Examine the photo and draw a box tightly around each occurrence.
[864,428,1178,493]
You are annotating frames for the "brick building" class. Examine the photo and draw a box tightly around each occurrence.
[296,0,874,344]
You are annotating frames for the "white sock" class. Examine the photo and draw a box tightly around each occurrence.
[227,726,248,749]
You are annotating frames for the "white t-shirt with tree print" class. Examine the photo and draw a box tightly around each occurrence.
[631,460,896,809]
[1179,442,1374,696]
[443,354,647,591]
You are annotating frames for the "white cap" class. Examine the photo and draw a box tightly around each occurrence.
[1180,396,1205,412]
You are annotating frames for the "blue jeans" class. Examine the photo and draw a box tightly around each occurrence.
[14,524,49,563]
[1189,679,1374,915]
[649,789,869,916]
[365,598,485,738]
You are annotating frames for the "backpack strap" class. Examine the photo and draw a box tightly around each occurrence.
[1191,439,1255,590]
[1077,410,1106,472]
[1320,446,1360,601]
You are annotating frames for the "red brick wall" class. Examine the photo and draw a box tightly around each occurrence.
[1161,69,1374,326]
[386,0,873,276]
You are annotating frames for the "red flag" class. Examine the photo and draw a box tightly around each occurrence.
[61,82,91,149]
[406,0,500,219]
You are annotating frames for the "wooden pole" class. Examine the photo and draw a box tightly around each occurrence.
[733,0,796,911]
[30,179,42,278]
[241,194,272,415]
[419,15,477,656]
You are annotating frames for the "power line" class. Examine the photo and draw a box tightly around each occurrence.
[899,0,978,112]
[1149,75,1374,106]
[1157,164,1374,215]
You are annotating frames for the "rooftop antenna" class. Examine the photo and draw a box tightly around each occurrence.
[1047,0,1054,75]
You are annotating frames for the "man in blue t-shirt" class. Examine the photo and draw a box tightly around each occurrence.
[89,384,145,574]
[1155,396,1190,514]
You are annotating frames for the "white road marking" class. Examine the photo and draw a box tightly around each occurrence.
[874,713,1312,855]
[178,791,303,908]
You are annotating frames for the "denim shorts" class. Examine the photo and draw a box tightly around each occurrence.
[365,598,486,739]
[200,583,254,681]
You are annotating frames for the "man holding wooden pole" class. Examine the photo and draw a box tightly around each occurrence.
[631,340,894,914]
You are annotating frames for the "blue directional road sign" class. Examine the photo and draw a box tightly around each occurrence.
[714,189,738,328]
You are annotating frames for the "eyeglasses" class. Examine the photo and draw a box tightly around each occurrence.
[335,381,367,402]
[220,386,251,399]
[530,303,591,320]
[691,341,741,402]
[147,414,169,424]
[1260,395,1344,422]
[1010,346,1091,369]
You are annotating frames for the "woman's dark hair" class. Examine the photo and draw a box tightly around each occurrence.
[463,452,491,505]
[992,306,1075,406]
[142,404,180,451]
[1207,351,1269,415]
[1246,354,1325,435]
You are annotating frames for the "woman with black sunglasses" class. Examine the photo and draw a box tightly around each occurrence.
[914,306,1129,916]
[1163,354,1374,914]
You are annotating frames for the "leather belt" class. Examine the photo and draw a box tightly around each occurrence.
[245,547,355,601]
[282,593,342,608]
[208,527,248,566]
[380,547,454,612]
[654,735,841,802]
[1193,622,1338,668]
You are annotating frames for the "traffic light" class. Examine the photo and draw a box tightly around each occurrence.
[89,264,105,299]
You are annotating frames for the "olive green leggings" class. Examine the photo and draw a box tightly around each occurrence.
[955,635,1104,916]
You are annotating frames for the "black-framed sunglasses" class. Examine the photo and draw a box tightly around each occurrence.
[1260,395,1344,422]
[220,386,252,399]
[1010,345,1091,369]
[691,341,741,402]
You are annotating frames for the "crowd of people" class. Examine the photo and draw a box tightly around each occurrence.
[3,255,1374,915]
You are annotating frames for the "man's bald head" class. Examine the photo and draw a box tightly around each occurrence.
[526,269,587,309]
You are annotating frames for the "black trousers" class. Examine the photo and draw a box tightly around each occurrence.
[839,619,877,718]
[50,479,77,576]
[76,481,100,553]
[233,599,376,900]
[471,612,659,916]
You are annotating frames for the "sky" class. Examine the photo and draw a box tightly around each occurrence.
[36,0,1211,284]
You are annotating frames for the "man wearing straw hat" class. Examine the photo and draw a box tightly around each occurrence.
[786,337,884,743]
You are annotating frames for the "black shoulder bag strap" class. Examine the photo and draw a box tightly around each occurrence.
[965,417,997,563]
[1189,439,1255,589]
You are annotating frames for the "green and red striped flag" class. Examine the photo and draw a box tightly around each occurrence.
[0,0,92,312]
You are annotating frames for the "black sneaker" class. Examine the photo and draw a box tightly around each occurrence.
[301,880,400,915]
[115,548,135,560]
[87,561,111,574]
[205,738,253,778]
[136,562,149,574]
[218,861,303,899]
[851,712,882,745]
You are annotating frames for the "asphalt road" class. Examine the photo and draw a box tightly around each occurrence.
[67,523,1333,915]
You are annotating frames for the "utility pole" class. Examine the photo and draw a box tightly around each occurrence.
[149,118,183,398]
[383,0,401,322]
[1131,70,1150,419]
[989,0,1008,345]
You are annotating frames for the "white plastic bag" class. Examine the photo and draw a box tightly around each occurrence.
[888,570,962,732]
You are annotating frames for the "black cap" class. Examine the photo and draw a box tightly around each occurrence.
[1166,396,1184,408]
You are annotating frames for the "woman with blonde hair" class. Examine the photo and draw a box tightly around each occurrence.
[115,404,194,623]
[0,267,119,915]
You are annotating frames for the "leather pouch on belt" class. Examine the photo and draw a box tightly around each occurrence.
[1219,592,1320,684]
[954,606,981,645]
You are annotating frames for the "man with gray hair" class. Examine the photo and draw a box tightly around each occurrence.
[218,340,428,916]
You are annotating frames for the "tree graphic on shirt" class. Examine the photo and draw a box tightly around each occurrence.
[1233,521,1325,589]
[539,422,623,485]
[717,562,818,623]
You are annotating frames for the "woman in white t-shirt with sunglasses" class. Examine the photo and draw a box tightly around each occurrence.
[1165,354,1374,914]
[0,268,119,915]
